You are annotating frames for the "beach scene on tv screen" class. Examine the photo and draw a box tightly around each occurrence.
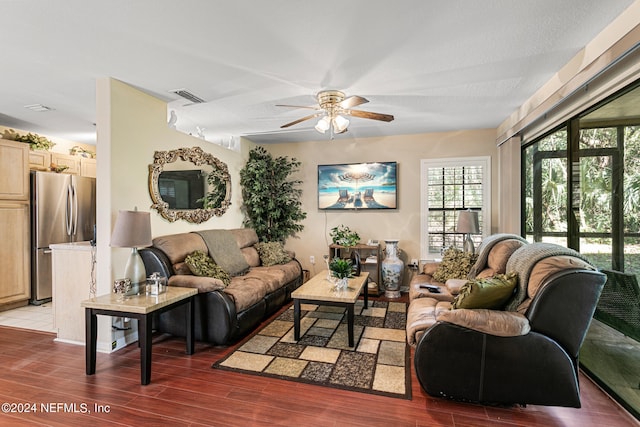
[318,162,397,210]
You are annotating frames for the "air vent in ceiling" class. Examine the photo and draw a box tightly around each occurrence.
[169,89,206,104]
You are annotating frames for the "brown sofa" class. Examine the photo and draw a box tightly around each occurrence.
[407,233,527,345]
[407,237,606,407]
[140,228,303,345]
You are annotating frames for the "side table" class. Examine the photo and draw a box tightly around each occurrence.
[81,286,197,385]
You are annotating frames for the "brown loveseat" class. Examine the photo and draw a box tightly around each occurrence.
[140,228,303,345]
[407,233,527,346]
[407,238,606,407]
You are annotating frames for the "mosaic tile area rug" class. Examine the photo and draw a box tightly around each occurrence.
[212,300,411,399]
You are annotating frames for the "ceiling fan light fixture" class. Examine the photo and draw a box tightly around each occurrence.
[278,89,392,138]
[315,116,331,133]
[332,115,349,133]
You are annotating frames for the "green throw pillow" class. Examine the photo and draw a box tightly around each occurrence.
[451,272,518,310]
[431,247,477,283]
[254,242,292,267]
[184,250,231,287]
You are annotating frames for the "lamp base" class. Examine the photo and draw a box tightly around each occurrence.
[463,234,475,254]
[124,247,146,295]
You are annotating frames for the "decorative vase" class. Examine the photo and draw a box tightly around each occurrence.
[381,239,403,299]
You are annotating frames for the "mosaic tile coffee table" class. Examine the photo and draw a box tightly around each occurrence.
[291,271,369,347]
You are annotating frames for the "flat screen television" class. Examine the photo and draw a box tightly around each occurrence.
[318,161,397,210]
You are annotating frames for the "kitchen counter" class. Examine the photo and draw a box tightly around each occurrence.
[51,241,97,346]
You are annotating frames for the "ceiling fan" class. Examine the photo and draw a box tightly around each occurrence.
[277,90,394,138]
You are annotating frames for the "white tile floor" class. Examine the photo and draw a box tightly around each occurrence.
[0,303,55,333]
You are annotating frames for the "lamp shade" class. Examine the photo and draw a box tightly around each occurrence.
[332,115,349,133]
[315,116,331,133]
[456,210,479,234]
[110,210,152,248]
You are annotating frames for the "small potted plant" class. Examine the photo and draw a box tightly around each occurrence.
[329,257,353,288]
[330,225,360,247]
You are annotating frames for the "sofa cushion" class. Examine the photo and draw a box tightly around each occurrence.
[230,228,260,249]
[451,272,518,310]
[247,261,301,292]
[167,275,227,293]
[406,297,452,346]
[254,241,292,266]
[241,246,261,267]
[422,262,439,275]
[437,309,530,337]
[153,232,208,265]
[432,248,477,283]
[173,261,193,275]
[475,268,496,279]
[409,274,454,302]
[487,239,526,273]
[184,250,231,287]
[516,255,594,313]
[444,278,467,295]
[224,276,271,312]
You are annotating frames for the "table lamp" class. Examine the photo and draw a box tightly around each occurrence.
[110,208,152,295]
[456,210,479,254]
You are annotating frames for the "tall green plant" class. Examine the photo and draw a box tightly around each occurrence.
[240,146,306,242]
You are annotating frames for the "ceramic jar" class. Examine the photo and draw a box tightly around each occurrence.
[381,239,403,298]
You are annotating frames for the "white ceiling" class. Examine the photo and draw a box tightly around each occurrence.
[0,0,635,145]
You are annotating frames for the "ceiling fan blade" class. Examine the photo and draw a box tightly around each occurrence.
[275,104,321,110]
[339,95,369,109]
[281,112,322,128]
[345,109,394,122]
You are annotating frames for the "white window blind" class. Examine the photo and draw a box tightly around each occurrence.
[420,157,491,259]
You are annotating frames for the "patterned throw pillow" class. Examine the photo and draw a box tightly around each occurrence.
[184,250,231,287]
[431,247,477,283]
[254,242,292,267]
[451,272,518,310]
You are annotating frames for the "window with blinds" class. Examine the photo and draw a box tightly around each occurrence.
[420,157,491,258]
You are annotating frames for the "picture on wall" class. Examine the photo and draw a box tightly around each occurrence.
[318,161,397,210]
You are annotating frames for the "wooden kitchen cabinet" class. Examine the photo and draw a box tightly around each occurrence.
[28,150,51,171]
[0,201,30,310]
[80,157,96,178]
[50,152,81,175]
[0,140,30,311]
[0,139,29,200]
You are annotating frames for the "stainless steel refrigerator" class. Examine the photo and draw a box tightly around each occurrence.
[30,171,96,304]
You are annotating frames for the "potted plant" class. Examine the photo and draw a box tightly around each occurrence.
[329,257,353,288]
[2,129,56,151]
[330,225,360,247]
[240,146,307,242]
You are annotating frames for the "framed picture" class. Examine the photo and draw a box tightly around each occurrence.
[318,161,397,210]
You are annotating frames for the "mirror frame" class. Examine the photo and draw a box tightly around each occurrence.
[149,146,231,223]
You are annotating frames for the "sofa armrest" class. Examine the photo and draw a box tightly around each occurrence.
[168,275,227,293]
[444,278,467,295]
[437,309,531,337]
[140,247,174,278]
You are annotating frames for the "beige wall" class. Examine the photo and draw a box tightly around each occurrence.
[265,129,498,276]
[95,78,254,296]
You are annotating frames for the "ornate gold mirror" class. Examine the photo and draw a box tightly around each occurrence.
[149,146,231,223]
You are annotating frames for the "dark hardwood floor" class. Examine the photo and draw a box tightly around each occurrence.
[0,301,638,427]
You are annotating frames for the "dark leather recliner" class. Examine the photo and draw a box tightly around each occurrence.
[413,243,606,407]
